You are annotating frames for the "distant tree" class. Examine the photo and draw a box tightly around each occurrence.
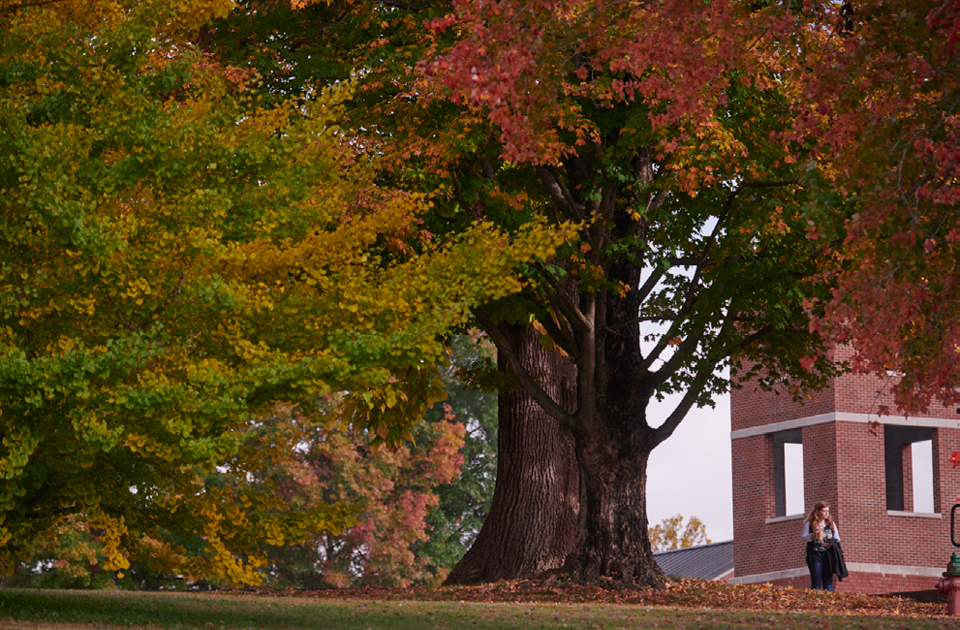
[0,517,116,590]
[648,515,711,553]
[4,395,473,590]
[412,334,500,581]
[3,334,504,590]
[260,334,503,588]
[246,405,466,589]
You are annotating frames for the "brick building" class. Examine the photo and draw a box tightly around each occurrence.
[729,347,960,593]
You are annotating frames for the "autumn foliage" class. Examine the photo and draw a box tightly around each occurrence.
[0,0,564,585]
[648,515,711,553]
[1,0,955,591]
[209,0,937,588]
[256,577,949,619]
[794,0,958,415]
[251,405,467,589]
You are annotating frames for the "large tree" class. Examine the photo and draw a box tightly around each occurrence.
[206,0,842,587]
[0,0,563,584]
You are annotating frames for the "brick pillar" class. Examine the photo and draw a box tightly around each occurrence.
[901,443,914,513]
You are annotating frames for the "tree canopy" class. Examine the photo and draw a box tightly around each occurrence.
[794,0,957,415]
[203,0,845,586]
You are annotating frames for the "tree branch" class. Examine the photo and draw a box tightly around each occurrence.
[536,314,579,360]
[289,12,352,51]
[528,281,581,359]
[653,326,709,388]
[650,310,737,449]
[635,263,668,305]
[638,187,738,372]
[537,166,584,221]
[476,312,581,433]
[479,157,499,183]
[532,262,592,336]
[649,364,712,450]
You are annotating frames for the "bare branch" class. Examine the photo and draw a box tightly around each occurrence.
[480,157,499,183]
[649,365,712,449]
[650,311,736,448]
[639,187,738,372]
[597,184,618,224]
[635,264,668,305]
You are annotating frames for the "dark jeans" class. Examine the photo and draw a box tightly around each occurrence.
[808,560,834,591]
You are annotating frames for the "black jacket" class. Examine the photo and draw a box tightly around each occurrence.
[823,539,848,582]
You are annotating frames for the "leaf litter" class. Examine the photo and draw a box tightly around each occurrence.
[242,576,948,618]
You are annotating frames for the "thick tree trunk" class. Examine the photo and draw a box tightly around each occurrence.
[559,274,670,588]
[445,323,579,584]
[563,420,666,588]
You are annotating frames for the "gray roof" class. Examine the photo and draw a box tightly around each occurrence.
[654,540,734,580]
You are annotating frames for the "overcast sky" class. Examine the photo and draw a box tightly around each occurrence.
[646,391,734,542]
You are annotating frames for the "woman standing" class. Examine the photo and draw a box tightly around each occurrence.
[801,502,841,591]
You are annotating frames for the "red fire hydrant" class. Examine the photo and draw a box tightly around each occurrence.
[937,552,960,615]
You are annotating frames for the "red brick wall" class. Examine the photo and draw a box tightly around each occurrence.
[731,423,842,581]
[838,573,940,594]
[832,421,886,568]
[732,434,786,577]
[933,429,960,512]
[831,345,956,419]
[731,377,835,432]
[802,422,839,521]
[834,421,956,570]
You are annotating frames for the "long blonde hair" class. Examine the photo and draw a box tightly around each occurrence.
[805,501,835,530]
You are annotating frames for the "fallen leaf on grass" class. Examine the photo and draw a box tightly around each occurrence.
[237,577,945,618]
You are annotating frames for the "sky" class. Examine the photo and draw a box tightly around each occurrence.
[646,391,734,543]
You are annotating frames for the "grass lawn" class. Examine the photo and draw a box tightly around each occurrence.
[0,584,954,630]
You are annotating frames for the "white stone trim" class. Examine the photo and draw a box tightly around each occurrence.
[730,413,835,439]
[731,412,960,440]
[728,567,808,584]
[886,510,942,519]
[846,562,944,578]
[765,513,805,524]
[729,563,945,584]
[835,412,960,430]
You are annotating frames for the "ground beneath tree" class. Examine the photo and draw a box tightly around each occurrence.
[242,577,947,617]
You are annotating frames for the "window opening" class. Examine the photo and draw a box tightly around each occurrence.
[773,428,803,517]
[911,440,934,513]
[884,425,935,512]
[784,442,805,516]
